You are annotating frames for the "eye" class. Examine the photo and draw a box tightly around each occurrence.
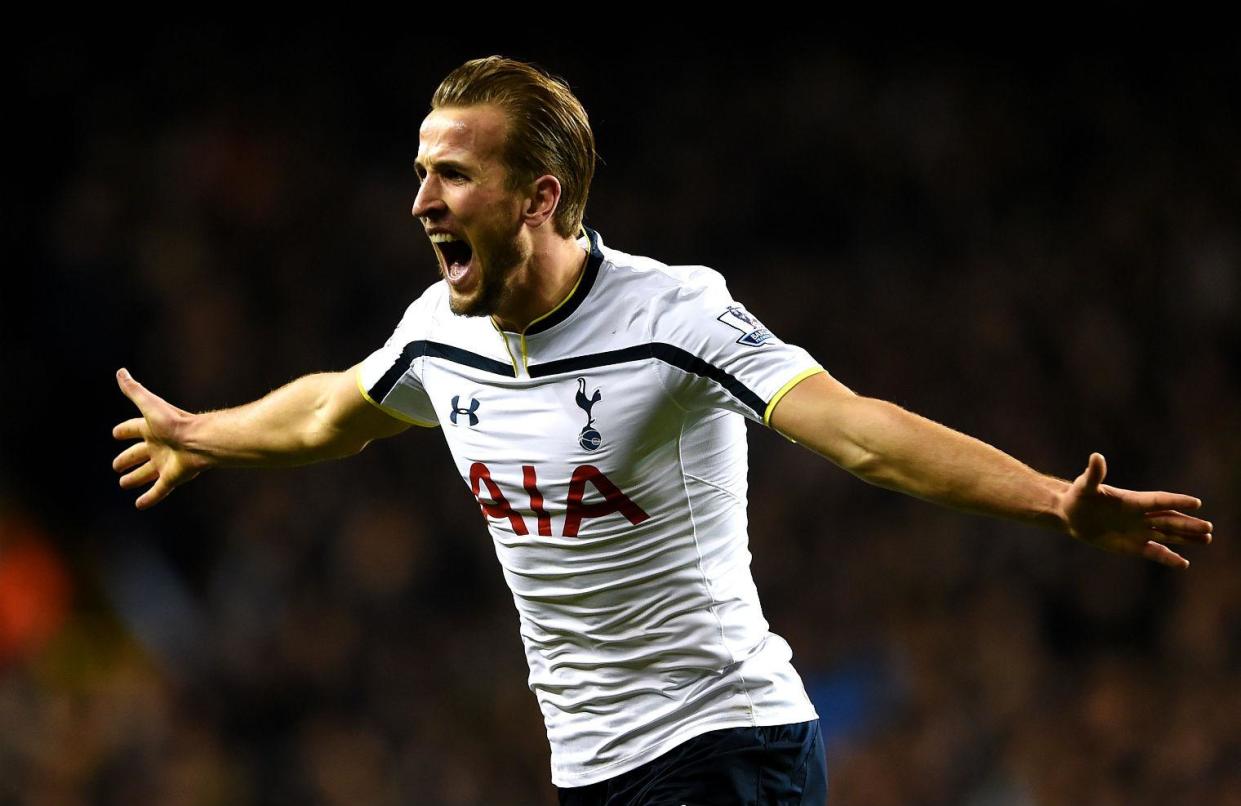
[443,169,468,183]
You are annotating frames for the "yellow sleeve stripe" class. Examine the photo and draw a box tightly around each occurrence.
[763,367,826,427]
[355,367,439,428]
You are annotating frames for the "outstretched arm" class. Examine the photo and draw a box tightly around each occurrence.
[768,371,1213,568]
[112,367,410,509]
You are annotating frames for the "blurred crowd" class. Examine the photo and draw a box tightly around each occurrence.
[5,35,1239,805]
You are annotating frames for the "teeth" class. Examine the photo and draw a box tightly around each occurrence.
[428,233,460,243]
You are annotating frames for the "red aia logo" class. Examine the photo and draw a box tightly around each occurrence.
[469,463,649,537]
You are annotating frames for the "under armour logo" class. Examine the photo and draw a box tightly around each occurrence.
[449,395,480,427]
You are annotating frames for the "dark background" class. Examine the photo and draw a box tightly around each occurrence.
[4,31,1239,805]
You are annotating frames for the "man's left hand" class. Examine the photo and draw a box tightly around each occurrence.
[1061,453,1213,569]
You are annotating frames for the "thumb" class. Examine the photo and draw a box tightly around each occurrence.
[116,368,152,407]
[1082,452,1107,491]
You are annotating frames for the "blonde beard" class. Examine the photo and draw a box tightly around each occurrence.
[446,228,529,319]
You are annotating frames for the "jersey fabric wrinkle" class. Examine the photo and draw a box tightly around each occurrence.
[357,229,824,788]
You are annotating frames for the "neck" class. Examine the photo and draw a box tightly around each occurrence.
[491,231,587,332]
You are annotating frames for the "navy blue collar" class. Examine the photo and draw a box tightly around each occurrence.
[525,227,603,336]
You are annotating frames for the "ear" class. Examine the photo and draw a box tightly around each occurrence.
[521,174,562,228]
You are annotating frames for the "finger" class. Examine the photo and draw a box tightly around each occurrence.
[120,462,158,491]
[1107,488,1203,512]
[1146,509,1213,529]
[1146,529,1189,546]
[116,368,167,413]
[1083,452,1107,491]
[1153,530,1214,548]
[1145,512,1214,539]
[114,417,146,437]
[116,367,146,397]
[136,477,174,510]
[112,442,150,473]
[1139,540,1189,570]
[1149,530,1213,548]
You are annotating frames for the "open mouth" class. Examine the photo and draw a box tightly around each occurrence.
[431,235,474,284]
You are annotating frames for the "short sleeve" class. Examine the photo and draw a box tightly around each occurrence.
[356,285,442,427]
[648,268,824,425]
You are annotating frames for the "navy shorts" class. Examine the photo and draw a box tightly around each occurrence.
[557,720,827,805]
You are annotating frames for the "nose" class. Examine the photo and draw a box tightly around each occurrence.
[411,175,444,220]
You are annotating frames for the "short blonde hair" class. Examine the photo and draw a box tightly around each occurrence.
[432,56,596,238]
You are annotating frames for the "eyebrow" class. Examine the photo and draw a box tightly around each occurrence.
[413,157,472,176]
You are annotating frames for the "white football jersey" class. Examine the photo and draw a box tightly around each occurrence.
[358,230,823,787]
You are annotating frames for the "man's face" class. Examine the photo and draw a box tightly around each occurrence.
[412,105,530,318]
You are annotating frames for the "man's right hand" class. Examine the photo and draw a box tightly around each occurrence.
[112,365,413,510]
[112,368,210,509]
